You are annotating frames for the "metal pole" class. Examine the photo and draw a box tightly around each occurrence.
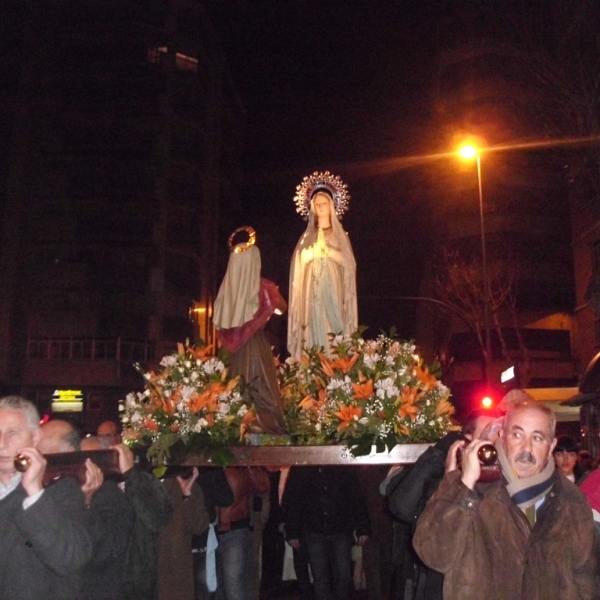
[477,156,492,384]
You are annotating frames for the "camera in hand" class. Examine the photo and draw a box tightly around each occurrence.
[458,443,501,483]
[477,444,498,466]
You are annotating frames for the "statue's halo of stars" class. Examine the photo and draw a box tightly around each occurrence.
[294,171,350,221]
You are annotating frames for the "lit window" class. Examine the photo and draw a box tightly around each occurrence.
[146,47,198,73]
[147,46,168,66]
[175,53,198,73]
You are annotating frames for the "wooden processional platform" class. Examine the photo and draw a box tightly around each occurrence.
[180,444,431,467]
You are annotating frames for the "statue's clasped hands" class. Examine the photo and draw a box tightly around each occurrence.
[301,230,329,265]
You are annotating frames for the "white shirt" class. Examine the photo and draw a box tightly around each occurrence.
[0,472,44,508]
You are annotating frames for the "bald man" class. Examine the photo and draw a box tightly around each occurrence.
[97,421,121,448]
[40,420,134,600]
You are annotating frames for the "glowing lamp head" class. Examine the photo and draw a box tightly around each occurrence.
[481,396,494,409]
[458,145,478,160]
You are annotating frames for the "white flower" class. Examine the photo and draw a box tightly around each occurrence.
[218,402,230,415]
[118,403,125,412]
[358,417,369,425]
[180,385,196,400]
[363,353,380,369]
[237,406,248,418]
[131,412,143,424]
[184,361,191,368]
[122,416,130,423]
[203,358,224,375]
[193,418,209,432]
[190,371,199,382]
[160,355,177,367]
[436,381,449,396]
[375,378,399,399]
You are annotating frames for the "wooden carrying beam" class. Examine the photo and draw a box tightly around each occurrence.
[181,444,431,467]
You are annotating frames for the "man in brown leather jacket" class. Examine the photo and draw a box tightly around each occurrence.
[413,400,599,600]
[215,467,270,600]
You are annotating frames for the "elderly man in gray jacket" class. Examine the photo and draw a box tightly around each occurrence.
[0,395,92,600]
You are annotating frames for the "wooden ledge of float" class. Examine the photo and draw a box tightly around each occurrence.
[181,443,431,467]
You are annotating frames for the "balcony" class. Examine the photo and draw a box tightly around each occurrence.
[24,337,155,387]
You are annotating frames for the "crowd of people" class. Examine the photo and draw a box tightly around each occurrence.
[2,392,600,600]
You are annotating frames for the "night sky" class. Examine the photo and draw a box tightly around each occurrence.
[204,0,447,340]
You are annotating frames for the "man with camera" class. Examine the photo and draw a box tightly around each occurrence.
[413,399,599,600]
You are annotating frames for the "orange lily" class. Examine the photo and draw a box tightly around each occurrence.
[435,397,455,417]
[330,353,359,374]
[161,387,182,415]
[395,423,410,436]
[191,345,214,360]
[224,376,240,392]
[300,388,327,412]
[300,395,317,410]
[398,386,420,422]
[333,403,362,432]
[239,409,257,441]
[415,365,437,390]
[188,382,224,413]
[144,417,159,432]
[319,354,335,378]
[352,379,374,400]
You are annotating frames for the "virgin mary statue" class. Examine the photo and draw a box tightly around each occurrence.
[288,171,358,359]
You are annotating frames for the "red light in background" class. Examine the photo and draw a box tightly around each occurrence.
[481,396,494,409]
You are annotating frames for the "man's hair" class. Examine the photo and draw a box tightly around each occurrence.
[62,423,82,451]
[461,408,503,437]
[0,395,40,432]
[503,400,556,439]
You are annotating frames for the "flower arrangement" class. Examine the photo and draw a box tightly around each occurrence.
[279,329,455,456]
[120,342,255,466]
[120,330,455,465]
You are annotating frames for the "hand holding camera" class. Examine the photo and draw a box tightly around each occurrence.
[447,438,500,490]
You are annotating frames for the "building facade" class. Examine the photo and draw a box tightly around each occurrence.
[0,0,243,430]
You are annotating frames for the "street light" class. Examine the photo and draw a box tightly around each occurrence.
[457,143,493,384]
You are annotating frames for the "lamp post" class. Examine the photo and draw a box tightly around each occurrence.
[458,144,493,384]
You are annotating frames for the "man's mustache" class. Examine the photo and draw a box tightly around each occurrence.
[515,451,536,464]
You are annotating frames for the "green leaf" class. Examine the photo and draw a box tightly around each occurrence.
[153,465,167,479]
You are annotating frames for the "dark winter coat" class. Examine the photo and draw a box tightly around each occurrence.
[283,466,371,540]
[122,469,173,600]
[413,469,599,600]
[0,477,92,600]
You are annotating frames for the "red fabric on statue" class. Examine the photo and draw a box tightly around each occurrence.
[217,279,281,353]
